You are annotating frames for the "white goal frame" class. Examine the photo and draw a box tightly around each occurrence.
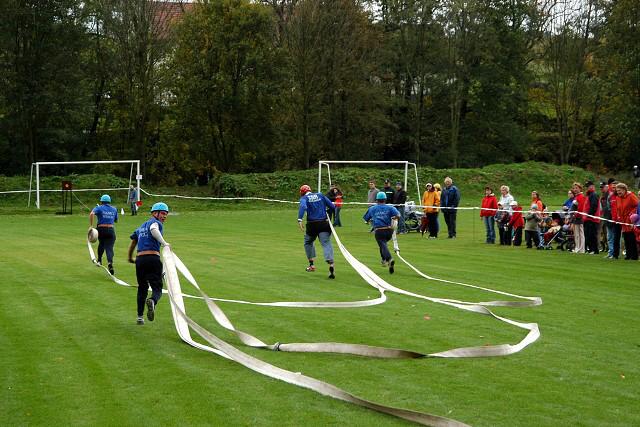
[29,160,141,209]
[318,160,421,199]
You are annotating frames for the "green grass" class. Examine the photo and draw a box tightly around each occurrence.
[1,204,638,426]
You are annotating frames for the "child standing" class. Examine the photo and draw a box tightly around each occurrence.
[509,200,524,246]
[525,204,542,249]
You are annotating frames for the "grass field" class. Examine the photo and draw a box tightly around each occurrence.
[1,202,638,426]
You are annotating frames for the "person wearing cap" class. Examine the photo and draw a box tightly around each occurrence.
[583,181,601,254]
[392,182,407,233]
[363,192,400,273]
[570,182,586,253]
[89,194,118,275]
[422,183,440,238]
[497,186,514,245]
[128,202,171,325]
[441,177,460,238]
[480,187,498,244]
[524,204,542,249]
[508,200,524,246]
[614,183,638,260]
[298,184,336,278]
[382,179,395,202]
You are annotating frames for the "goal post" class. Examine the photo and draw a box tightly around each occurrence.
[30,160,141,209]
[317,160,421,200]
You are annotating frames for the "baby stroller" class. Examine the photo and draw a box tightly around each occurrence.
[404,201,424,233]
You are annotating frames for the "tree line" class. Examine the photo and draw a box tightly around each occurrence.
[0,0,638,184]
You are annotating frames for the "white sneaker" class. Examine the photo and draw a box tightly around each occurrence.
[136,316,144,325]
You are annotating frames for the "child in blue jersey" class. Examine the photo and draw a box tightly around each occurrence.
[127,202,171,325]
[297,184,336,279]
[89,194,118,275]
[363,192,400,274]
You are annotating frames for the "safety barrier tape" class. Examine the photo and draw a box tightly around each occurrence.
[0,187,130,194]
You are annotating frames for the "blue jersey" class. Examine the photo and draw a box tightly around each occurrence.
[363,204,400,228]
[298,192,335,222]
[93,204,118,225]
[130,217,163,252]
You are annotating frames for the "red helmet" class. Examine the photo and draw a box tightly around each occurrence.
[299,184,311,196]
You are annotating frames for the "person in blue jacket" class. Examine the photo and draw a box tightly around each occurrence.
[89,194,118,275]
[363,192,400,274]
[441,177,461,238]
[298,184,336,279]
[127,202,171,325]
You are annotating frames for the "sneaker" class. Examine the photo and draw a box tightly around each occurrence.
[136,316,145,325]
[108,263,114,275]
[305,265,316,272]
[146,298,155,321]
[96,259,102,266]
[328,265,335,279]
[389,260,395,274]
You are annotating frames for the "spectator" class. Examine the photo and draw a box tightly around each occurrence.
[615,182,638,260]
[634,165,640,189]
[583,181,601,254]
[367,180,379,204]
[327,184,343,227]
[496,204,512,245]
[333,185,344,227]
[480,186,498,244]
[325,184,340,224]
[571,182,586,254]
[509,200,524,246]
[433,183,442,236]
[531,191,544,211]
[441,177,460,238]
[128,185,138,216]
[392,181,407,233]
[562,190,574,210]
[608,178,622,259]
[422,183,440,238]
[599,182,614,258]
[525,204,542,249]
[382,179,395,202]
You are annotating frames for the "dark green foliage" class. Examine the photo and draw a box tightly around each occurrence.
[0,0,638,182]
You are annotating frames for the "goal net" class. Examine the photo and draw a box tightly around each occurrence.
[29,160,141,210]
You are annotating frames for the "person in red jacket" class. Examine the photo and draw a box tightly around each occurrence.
[615,182,638,260]
[583,181,601,254]
[608,178,621,259]
[480,186,498,243]
[508,200,524,246]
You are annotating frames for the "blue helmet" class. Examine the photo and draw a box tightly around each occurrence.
[376,191,387,200]
[100,194,111,203]
[151,202,169,213]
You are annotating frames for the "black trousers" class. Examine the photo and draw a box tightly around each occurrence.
[525,230,540,248]
[512,227,523,246]
[443,210,457,237]
[374,229,393,262]
[135,255,163,316]
[97,227,116,264]
[426,213,438,237]
[499,224,512,245]
[622,232,638,260]
[584,221,599,253]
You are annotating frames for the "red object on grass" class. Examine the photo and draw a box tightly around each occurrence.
[136,201,143,207]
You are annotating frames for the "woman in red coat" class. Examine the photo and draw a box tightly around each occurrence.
[480,187,498,243]
[615,183,638,260]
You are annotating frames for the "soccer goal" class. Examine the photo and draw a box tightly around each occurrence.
[29,160,141,209]
[317,160,421,198]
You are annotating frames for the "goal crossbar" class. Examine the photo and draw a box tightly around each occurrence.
[30,160,141,209]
